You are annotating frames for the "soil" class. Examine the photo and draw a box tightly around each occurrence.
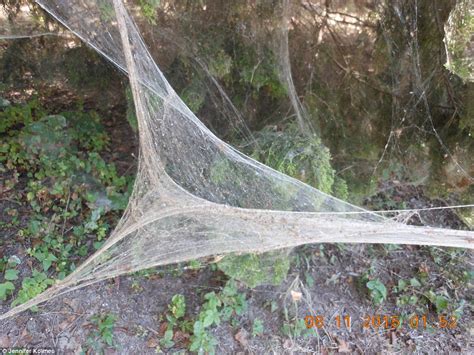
[0,242,472,354]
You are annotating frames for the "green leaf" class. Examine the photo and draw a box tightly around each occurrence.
[202,309,220,327]
[104,333,114,346]
[170,294,186,319]
[366,279,387,304]
[161,329,175,348]
[0,281,15,300]
[397,279,407,292]
[193,320,204,335]
[435,296,448,312]
[4,269,19,281]
[42,254,57,272]
[410,278,422,287]
[252,319,264,336]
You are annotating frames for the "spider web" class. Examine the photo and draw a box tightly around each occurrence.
[0,0,472,320]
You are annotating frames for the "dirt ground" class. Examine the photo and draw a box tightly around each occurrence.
[0,242,472,354]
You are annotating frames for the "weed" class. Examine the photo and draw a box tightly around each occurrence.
[252,318,264,337]
[366,279,388,305]
[139,0,161,24]
[11,270,54,309]
[169,294,186,320]
[189,280,247,354]
[83,313,118,354]
[158,294,192,350]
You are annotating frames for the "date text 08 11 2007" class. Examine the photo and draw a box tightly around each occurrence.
[304,314,457,330]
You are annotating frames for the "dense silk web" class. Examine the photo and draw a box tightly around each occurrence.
[0,0,472,320]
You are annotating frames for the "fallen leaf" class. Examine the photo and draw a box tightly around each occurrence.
[336,337,351,353]
[283,339,293,349]
[291,290,302,302]
[173,330,190,346]
[158,322,168,336]
[147,337,159,348]
[20,328,32,343]
[235,328,249,348]
[0,334,11,347]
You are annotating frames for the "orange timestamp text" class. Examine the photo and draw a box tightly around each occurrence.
[304,314,457,330]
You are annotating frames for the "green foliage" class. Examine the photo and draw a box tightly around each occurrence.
[97,0,115,22]
[169,294,186,320]
[84,313,118,353]
[235,45,286,98]
[252,318,264,337]
[0,281,15,301]
[190,280,247,354]
[332,176,349,200]
[139,0,161,24]
[11,270,54,307]
[366,279,387,305]
[0,99,45,135]
[94,314,117,346]
[209,158,232,185]
[190,320,218,355]
[218,251,290,288]
[444,0,474,82]
[4,269,19,281]
[0,259,19,301]
[160,328,175,349]
[249,122,347,198]
[158,294,191,350]
[181,78,206,113]
[208,50,233,79]
[1,99,131,305]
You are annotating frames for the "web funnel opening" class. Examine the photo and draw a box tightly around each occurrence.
[0,0,472,321]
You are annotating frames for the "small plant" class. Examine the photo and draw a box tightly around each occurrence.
[12,270,54,309]
[0,257,21,301]
[281,318,312,338]
[190,320,219,355]
[366,279,387,305]
[94,313,117,346]
[189,280,247,354]
[0,281,15,301]
[160,294,189,349]
[139,0,161,24]
[169,294,186,320]
[252,318,264,337]
[84,313,118,354]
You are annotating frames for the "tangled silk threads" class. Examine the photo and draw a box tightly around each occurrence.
[0,0,472,321]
